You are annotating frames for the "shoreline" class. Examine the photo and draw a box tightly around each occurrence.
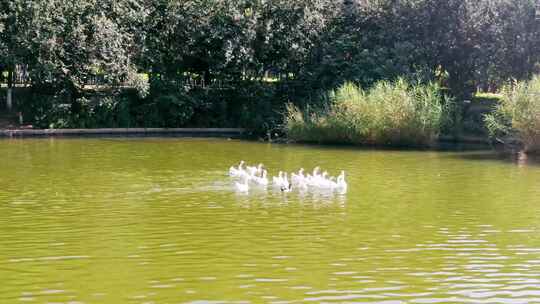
[0,128,246,138]
[0,127,489,145]
[0,127,499,151]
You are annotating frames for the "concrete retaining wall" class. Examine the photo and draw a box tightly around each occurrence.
[0,128,246,138]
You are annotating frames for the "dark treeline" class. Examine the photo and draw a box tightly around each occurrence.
[1,0,539,132]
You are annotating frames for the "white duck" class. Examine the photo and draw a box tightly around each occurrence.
[278,173,292,192]
[272,171,284,186]
[296,177,308,191]
[281,183,292,192]
[306,167,322,186]
[229,160,246,177]
[246,163,264,177]
[235,176,249,192]
[281,173,290,189]
[335,171,347,193]
[253,169,269,186]
[291,168,305,184]
[316,173,334,189]
[326,176,340,189]
[319,171,330,186]
[273,171,291,189]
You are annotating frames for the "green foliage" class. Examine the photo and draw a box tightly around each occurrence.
[1,0,540,139]
[0,0,147,98]
[484,76,540,152]
[284,79,452,146]
[16,81,286,131]
[145,80,196,127]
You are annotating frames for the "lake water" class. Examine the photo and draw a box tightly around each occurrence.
[1,138,540,303]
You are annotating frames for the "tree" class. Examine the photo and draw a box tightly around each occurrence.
[0,0,34,110]
[8,0,147,109]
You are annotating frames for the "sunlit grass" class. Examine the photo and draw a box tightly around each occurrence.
[284,78,451,146]
[485,76,540,153]
[475,92,503,100]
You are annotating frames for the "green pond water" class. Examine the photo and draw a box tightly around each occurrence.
[1,138,540,304]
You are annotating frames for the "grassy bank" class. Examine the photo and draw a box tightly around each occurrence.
[485,76,540,153]
[284,79,453,147]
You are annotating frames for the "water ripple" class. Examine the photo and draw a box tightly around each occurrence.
[1,138,540,303]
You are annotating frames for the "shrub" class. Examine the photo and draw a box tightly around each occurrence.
[284,78,452,146]
[484,76,540,153]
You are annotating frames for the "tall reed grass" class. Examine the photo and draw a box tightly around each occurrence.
[284,78,451,146]
[484,75,540,153]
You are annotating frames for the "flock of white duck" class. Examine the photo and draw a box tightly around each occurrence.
[229,160,347,194]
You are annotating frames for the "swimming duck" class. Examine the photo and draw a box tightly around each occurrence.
[253,169,269,186]
[235,176,249,192]
[229,160,246,177]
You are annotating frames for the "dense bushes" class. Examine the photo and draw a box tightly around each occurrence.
[2,0,540,148]
[485,76,540,152]
[19,91,135,129]
[17,80,288,131]
[3,1,540,111]
[284,79,452,146]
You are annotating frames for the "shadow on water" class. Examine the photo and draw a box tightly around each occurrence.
[270,139,491,153]
[270,138,540,167]
[452,150,540,167]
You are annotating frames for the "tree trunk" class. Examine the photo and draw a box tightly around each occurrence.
[7,88,12,111]
[6,67,13,111]
[204,69,211,87]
